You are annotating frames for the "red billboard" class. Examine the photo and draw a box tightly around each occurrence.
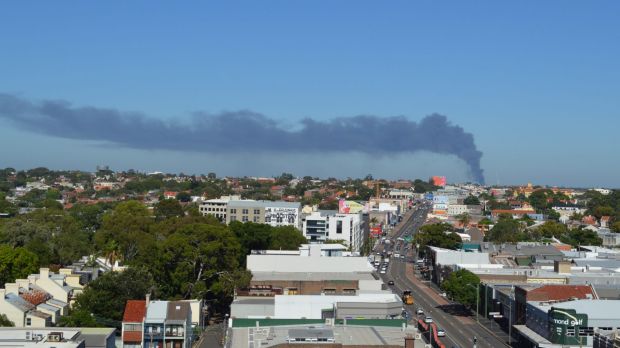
[370,226,382,237]
[432,176,447,187]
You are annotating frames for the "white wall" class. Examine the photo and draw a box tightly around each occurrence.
[273,294,400,319]
[247,254,373,274]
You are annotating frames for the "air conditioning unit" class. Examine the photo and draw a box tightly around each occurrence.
[415,334,421,339]
[47,332,63,342]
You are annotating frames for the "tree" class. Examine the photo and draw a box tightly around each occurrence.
[457,213,471,228]
[0,244,39,287]
[0,314,14,327]
[67,267,155,329]
[528,190,551,212]
[269,226,307,250]
[156,223,244,310]
[464,195,480,205]
[441,269,480,307]
[154,199,184,220]
[593,206,614,219]
[94,201,154,263]
[175,192,192,203]
[414,223,462,256]
[486,219,526,243]
[535,221,568,239]
[560,228,602,247]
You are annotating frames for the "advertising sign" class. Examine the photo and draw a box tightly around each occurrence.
[432,176,447,187]
[548,307,588,346]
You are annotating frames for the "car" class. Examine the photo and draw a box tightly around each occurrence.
[394,253,400,258]
[380,269,387,274]
[436,328,446,337]
[416,308,424,315]
[424,317,433,324]
[387,280,395,285]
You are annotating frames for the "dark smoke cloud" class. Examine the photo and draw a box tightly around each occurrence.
[0,94,485,183]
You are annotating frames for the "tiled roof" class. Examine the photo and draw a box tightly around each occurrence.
[122,300,146,323]
[528,285,595,301]
[21,289,52,306]
[122,331,143,342]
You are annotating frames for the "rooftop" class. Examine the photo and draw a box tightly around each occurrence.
[122,300,147,323]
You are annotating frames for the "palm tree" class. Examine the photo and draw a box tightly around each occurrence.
[102,240,122,271]
[457,213,471,229]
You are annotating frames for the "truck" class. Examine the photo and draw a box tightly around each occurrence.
[402,290,414,305]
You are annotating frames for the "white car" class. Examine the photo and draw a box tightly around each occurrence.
[436,328,446,337]
[380,269,387,274]
[424,317,433,324]
[416,308,424,315]
[394,253,400,258]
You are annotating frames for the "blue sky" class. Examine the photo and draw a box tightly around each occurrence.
[1,1,619,187]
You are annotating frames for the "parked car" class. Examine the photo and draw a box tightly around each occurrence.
[424,317,433,323]
[436,328,446,337]
[416,308,424,315]
[380,269,387,274]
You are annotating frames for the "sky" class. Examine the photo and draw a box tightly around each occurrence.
[0,1,619,187]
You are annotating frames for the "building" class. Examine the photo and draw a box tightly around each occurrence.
[198,195,241,221]
[122,299,194,348]
[243,244,380,296]
[447,204,468,216]
[517,299,620,347]
[301,210,363,252]
[226,200,301,228]
[0,328,116,348]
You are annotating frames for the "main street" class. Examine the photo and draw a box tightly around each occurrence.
[375,202,509,348]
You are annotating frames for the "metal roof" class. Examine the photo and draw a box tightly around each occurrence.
[145,301,168,322]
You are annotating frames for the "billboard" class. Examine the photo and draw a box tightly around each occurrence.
[370,226,382,237]
[432,176,447,187]
[549,307,588,346]
[338,199,366,214]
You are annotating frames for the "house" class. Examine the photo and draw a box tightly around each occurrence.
[600,216,611,229]
[121,299,196,348]
[122,300,146,348]
[163,191,178,200]
[0,289,51,328]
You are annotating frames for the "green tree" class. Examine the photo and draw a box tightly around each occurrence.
[0,244,39,287]
[0,314,14,327]
[414,223,462,255]
[58,308,98,327]
[175,192,192,203]
[535,221,568,239]
[67,267,154,329]
[269,226,307,250]
[560,228,602,247]
[528,190,551,212]
[154,199,184,220]
[441,269,480,307]
[464,195,480,205]
[229,221,272,257]
[611,221,620,233]
[94,201,154,262]
[593,206,615,219]
[486,219,526,243]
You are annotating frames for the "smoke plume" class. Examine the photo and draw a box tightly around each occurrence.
[0,94,485,183]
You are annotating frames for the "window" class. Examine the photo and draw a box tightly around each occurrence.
[323,288,336,295]
[343,289,356,295]
[336,220,343,234]
[253,216,260,222]
[230,209,237,214]
[254,209,260,214]
[124,323,142,331]
[242,216,249,222]
[242,209,249,214]
[230,215,237,221]
[26,318,31,326]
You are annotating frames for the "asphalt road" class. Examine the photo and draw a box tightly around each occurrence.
[375,203,510,348]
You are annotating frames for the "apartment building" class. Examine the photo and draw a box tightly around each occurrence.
[302,211,363,252]
[198,195,241,221]
[226,200,301,229]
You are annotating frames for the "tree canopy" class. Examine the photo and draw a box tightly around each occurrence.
[441,269,480,308]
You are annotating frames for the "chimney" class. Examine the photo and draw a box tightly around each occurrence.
[16,279,30,289]
[5,283,19,295]
[40,268,50,279]
[146,293,151,306]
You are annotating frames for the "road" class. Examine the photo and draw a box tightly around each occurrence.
[375,203,509,348]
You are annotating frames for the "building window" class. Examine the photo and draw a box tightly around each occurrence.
[242,209,249,214]
[342,289,356,295]
[230,215,237,221]
[336,220,343,234]
[254,209,260,214]
[124,323,142,331]
[253,216,260,222]
[26,318,31,326]
[323,288,336,295]
[230,209,237,214]
[242,216,249,222]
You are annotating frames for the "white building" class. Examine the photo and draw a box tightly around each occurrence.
[0,328,116,348]
[198,195,241,221]
[448,204,468,216]
[301,211,363,252]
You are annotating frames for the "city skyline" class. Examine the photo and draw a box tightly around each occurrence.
[1,1,619,187]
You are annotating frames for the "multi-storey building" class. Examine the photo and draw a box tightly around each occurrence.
[301,211,363,252]
[198,195,241,221]
[226,200,301,229]
[122,299,194,348]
